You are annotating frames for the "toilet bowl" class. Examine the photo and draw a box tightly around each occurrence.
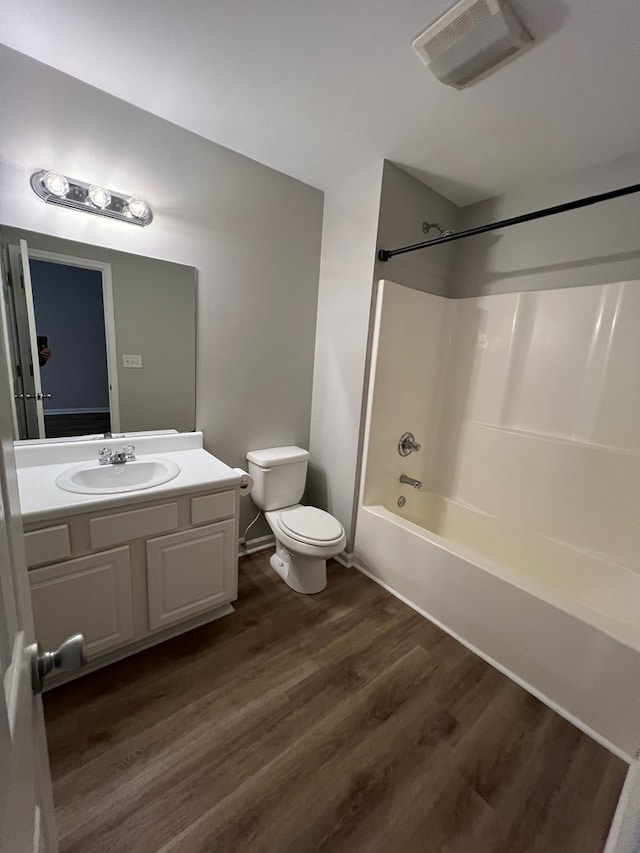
[265,504,346,594]
[246,446,346,594]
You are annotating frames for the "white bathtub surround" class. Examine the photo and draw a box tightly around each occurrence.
[357,279,640,757]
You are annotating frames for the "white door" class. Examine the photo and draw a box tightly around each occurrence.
[6,241,46,439]
[0,315,60,850]
[19,239,46,439]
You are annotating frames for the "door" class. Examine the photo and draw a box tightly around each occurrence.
[6,243,43,440]
[7,241,47,439]
[19,239,47,439]
[0,247,22,440]
[3,239,119,440]
[0,326,56,849]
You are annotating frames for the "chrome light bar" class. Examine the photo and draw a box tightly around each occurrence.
[30,170,153,227]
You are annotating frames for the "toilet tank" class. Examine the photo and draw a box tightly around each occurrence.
[246,446,309,511]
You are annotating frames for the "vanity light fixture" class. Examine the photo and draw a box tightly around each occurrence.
[30,170,153,226]
[125,196,149,220]
[87,184,111,209]
[42,171,69,198]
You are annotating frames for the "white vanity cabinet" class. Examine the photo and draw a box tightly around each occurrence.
[29,547,134,658]
[24,487,239,686]
[147,520,236,630]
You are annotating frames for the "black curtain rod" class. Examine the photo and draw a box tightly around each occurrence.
[377,182,640,262]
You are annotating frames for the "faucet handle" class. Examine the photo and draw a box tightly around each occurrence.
[122,444,136,460]
[398,432,421,457]
[98,447,113,465]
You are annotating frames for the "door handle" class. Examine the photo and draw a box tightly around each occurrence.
[30,634,87,694]
[13,393,24,400]
[36,393,52,400]
[24,393,36,399]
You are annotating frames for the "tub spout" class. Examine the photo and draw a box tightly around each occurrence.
[399,474,422,490]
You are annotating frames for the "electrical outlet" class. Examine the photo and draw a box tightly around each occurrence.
[122,354,143,368]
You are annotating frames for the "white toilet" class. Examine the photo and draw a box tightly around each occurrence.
[246,446,346,594]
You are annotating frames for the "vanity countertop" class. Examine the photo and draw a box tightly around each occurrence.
[16,431,242,524]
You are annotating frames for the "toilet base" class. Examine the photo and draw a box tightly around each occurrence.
[270,546,327,595]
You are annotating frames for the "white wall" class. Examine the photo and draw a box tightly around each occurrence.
[308,161,460,548]
[0,47,323,537]
[451,150,640,298]
[307,161,384,545]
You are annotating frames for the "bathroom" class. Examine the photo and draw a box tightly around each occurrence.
[0,2,639,851]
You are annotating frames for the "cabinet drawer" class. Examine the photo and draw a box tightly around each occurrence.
[29,547,134,659]
[24,524,71,568]
[191,491,235,525]
[146,520,235,631]
[89,503,178,549]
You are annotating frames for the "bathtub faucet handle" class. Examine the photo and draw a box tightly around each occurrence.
[398,432,421,456]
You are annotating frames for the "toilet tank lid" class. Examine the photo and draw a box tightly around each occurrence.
[246,446,309,468]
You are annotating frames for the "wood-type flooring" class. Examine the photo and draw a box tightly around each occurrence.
[44,552,627,852]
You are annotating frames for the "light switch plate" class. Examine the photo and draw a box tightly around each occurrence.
[122,354,143,368]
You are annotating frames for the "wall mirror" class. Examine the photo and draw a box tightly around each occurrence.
[0,226,197,441]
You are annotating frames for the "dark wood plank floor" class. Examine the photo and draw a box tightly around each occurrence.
[43,553,627,853]
[44,411,111,438]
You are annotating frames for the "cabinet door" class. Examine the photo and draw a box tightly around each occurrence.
[29,547,134,660]
[146,520,236,631]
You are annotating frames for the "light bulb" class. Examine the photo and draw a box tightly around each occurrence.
[126,196,149,219]
[43,172,69,197]
[87,185,111,208]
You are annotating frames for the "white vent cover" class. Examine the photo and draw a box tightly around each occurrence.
[412,0,533,89]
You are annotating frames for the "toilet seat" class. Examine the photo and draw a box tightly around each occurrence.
[278,506,344,546]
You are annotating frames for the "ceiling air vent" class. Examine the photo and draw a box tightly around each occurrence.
[412,0,533,89]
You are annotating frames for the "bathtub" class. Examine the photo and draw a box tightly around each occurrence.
[396,491,640,647]
[355,279,640,759]
[355,497,640,760]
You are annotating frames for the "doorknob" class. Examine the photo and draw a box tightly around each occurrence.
[30,634,87,694]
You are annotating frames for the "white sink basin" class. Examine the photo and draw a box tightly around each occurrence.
[56,457,181,495]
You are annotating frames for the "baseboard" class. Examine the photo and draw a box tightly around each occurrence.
[44,603,235,691]
[239,533,275,557]
[45,407,110,415]
[240,541,354,566]
[334,551,355,568]
[351,558,632,765]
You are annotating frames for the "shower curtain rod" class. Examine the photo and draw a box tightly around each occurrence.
[377,182,640,262]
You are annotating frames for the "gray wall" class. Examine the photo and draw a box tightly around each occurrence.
[308,162,383,548]
[450,150,640,298]
[0,46,323,538]
[0,226,197,433]
[375,162,460,296]
[30,260,109,412]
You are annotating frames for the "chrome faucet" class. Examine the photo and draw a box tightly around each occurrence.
[398,432,421,457]
[399,473,422,490]
[98,445,136,465]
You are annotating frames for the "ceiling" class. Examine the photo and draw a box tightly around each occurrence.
[2,0,639,205]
